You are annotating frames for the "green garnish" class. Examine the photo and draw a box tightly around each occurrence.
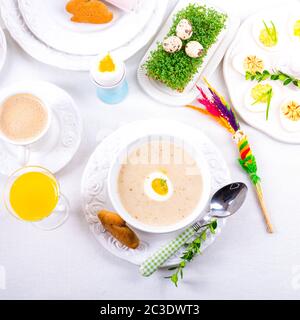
[166,220,217,287]
[144,4,227,91]
[251,83,272,104]
[265,88,273,120]
[259,20,278,47]
[245,69,300,89]
[250,84,273,121]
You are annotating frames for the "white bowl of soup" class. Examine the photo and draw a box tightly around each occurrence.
[108,134,211,234]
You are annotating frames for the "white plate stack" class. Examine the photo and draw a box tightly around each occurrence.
[0,0,168,71]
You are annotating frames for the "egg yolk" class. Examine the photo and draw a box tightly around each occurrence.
[99,54,115,72]
[251,84,272,103]
[259,21,277,47]
[282,101,300,121]
[243,55,264,74]
[294,20,300,37]
[151,178,168,196]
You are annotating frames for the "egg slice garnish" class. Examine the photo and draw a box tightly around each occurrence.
[244,82,275,113]
[280,97,300,132]
[144,172,173,202]
[232,52,269,75]
[252,19,281,51]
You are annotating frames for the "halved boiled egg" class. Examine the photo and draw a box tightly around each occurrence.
[252,18,282,51]
[279,95,300,132]
[289,53,300,77]
[232,51,270,75]
[275,52,300,78]
[244,82,279,113]
[287,10,300,44]
[144,171,173,202]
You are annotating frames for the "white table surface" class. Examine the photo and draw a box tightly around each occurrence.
[0,0,300,300]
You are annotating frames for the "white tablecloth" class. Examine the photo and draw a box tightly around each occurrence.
[0,0,299,300]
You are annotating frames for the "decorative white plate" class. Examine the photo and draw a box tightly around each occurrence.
[137,0,240,106]
[0,81,82,175]
[223,2,300,144]
[0,26,7,72]
[0,0,168,70]
[81,120,230,267]
[18,0,156,55]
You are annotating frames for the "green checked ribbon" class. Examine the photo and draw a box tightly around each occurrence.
[140,226,196,277]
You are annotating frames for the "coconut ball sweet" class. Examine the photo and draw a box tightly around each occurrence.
[185,41,203,58]
[176,19,193,40]
[162,36,182,53]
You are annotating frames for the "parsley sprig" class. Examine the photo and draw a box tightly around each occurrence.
[245,70,300,89]
[166,220,217,287]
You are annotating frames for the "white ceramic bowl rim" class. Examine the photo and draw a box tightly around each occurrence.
[108,133,212,234]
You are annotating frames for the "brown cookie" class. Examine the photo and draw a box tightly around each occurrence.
[66,0,113,24]
[98,210,140,249]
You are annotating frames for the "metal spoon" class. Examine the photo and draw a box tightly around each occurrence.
[140,182,248,277]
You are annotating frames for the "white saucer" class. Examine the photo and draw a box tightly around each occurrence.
[81,119,230,267]
[0,0,168,70]
[0,81,82,176]
[0,26,7,72]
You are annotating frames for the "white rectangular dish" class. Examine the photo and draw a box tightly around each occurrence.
[137,0,240,106]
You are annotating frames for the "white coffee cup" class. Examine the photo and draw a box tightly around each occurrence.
[0,86,52,165]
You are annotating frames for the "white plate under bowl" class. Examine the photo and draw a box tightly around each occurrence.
[0,0,168,70]
[81,119,230,267]
[137,0,240,106]
[0,26,7,72]
[18,0,156,55]
[0,81,82,176]
[223,2,300,144]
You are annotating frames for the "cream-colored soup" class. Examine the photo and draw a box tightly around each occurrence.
[118,141,203,226]
[0,93,48,142]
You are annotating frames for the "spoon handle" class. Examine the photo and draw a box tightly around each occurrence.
[139,226,196,277]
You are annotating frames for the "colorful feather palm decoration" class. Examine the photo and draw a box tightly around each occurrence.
[187,79,274,233]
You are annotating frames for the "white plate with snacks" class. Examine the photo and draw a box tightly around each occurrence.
[81,119,230,267]
[137,0,240,106]
[223,1,300,144]
[0,26,7,72]
[18,0,156,55]
[0,81,82,175]
[0,0,168,71]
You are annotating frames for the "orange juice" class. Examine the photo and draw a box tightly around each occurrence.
[9,171,59,222]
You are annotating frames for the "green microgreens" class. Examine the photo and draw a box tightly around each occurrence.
[165,219,217,287]
[144,4,227,91]
[245,70,300,89]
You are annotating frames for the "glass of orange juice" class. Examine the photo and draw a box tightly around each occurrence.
[4,166,69,230]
